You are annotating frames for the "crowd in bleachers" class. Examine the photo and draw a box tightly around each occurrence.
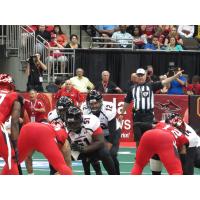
[90,25,200,50]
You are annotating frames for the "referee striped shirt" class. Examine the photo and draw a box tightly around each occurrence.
[124,82,163,111]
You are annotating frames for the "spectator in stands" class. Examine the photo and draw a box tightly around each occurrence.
[46,33,68,74]
[186,75,200,95]
[95,70,123,94]
[52,25,68,46]
[145,65,159,82]
[35,25,51,55]
[177,25,195,38]
[164,36,183,51]
[132,26,147,49]
[144,35,161,50]
[70,68,94,93]
[64,34,81,49]
[111,25,133,48]
[55,79,84,107]
[46,77,64,93]
[124,72,138,92]
[156,75,169,94]
[164,26,183,46]
[140,25,157,41]
[95,25,119,37]
[167,67,187,95]
[26,53,47,92]
[45,25,54,33]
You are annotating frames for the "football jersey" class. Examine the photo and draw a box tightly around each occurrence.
[155,122,189,149]
[81,101,120,136]
[183,123,199,148]
[68,114,103,160]
[0,90,18,123]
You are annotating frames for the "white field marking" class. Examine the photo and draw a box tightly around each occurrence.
[118,151,134,155]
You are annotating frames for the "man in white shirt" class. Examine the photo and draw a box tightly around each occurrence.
[70,68,94,93]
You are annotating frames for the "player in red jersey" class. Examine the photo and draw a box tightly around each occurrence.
[131,121,189,175]
[18,122,72,175]
[0,74,22,175]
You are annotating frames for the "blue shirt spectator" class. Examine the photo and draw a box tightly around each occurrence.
[167,75,187,94]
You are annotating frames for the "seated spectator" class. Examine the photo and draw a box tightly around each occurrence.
[186,75,200,95]
[64,34,81,49]
[132,26,147,49]
[45,25,54,33]
[154,26,166,46]
[146,65,159,82]
[124,72,138,92]
[95,70,123,94]
[95,25,119,37]
[156,75,169,94]
[55,79,84,107]
[70,68,94,93]
[35,25,51,55]
[46,77,64,93]
[177,25,195,38]
[46,34,68,74]
[140,25,157,41]
[164,36,183,51]
[164,26,183,46]
[111,25,133,48]
[167,67,187,95]
[52,25,68,46]
[144,35,161,50]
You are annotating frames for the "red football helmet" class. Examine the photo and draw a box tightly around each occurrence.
[0,74,15,90]
[166,113,186,131]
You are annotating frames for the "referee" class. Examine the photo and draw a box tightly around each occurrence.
[119,68,184,148]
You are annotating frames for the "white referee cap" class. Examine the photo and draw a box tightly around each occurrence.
[136,68,146,75]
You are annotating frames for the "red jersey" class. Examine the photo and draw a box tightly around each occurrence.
[24,99,47,122]
[186,84,200,95]
[55,86,84,106]
[155,122,189,149]
[0,90,18,123]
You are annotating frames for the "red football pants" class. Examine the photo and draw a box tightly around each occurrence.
[131,129,183,175]
[18,123,72,175]
[0,130,19,175]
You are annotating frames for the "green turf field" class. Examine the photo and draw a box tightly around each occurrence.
[1,147,200,175]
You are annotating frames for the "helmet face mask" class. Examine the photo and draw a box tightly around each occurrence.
[65,106,83,133]
[87,90,102,114]
[166,113,186,131]
[56,96,73,121]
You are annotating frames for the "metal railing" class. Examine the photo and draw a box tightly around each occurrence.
[19,25,36,62]
[0,25,6,45]
[6,25,20,55]
[90,36,134,49]
[46,48,75,82]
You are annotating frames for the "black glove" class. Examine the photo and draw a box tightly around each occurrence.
[70,143,85,153]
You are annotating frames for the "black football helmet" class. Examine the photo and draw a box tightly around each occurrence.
[64,106,83,133]
[86,90,103,114]
[56,96,73,121]
[165,112,186,131]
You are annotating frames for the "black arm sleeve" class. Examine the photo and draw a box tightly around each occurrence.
[108,118,120,145]
[124,88,133,103]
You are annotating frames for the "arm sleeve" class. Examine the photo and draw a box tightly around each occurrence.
[124,89,133,103]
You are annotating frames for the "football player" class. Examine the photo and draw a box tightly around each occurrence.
[65,106,116,175]
[0,74,22,174]
[81,90,121,174]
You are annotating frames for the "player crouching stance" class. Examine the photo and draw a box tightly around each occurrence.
[18,122,72,175]
[65,106,116,175]
[131,120,189,175]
